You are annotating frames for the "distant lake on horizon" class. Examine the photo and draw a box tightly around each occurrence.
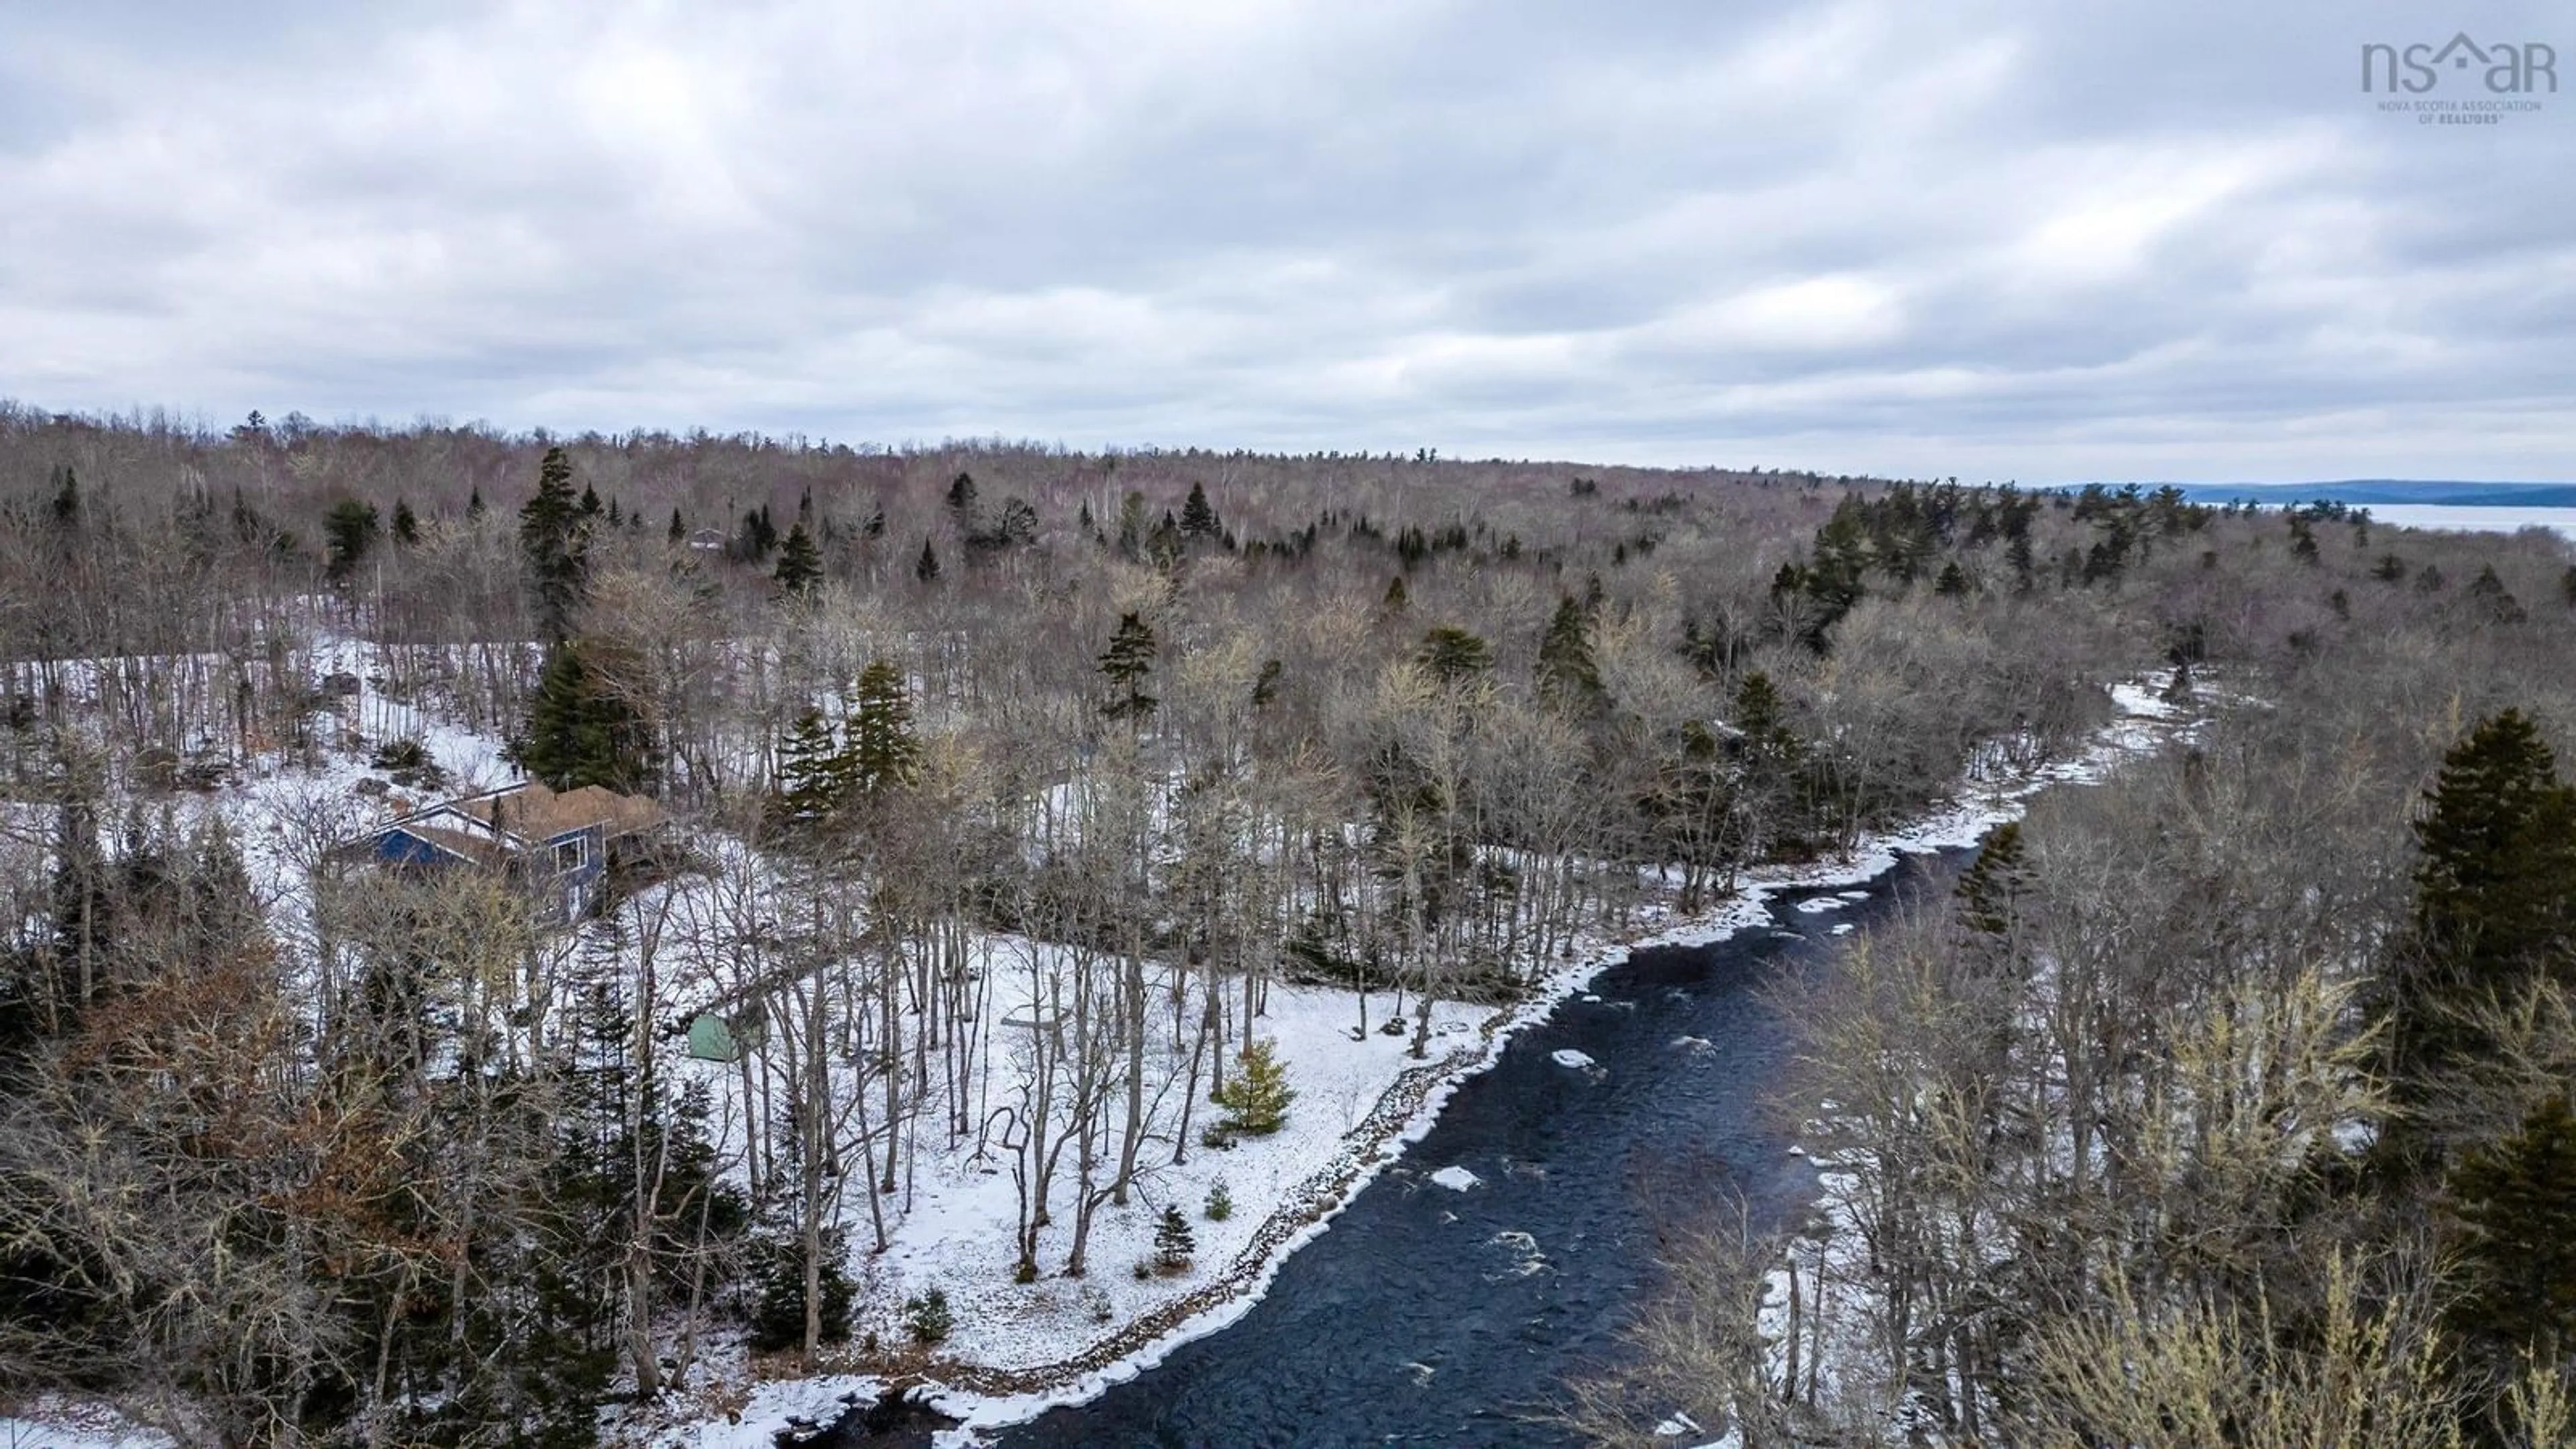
[2363,503,2576,544]
[2071,483,2576,547]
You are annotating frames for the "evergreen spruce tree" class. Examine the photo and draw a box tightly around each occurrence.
[518,641,651,792]
[914,538,941,583]
[771,706,851,831]
[391,497,420,546]
[322,498,380,584]
[2444,1093,2576,1368]
[1383,575,1409,610]
[47,466,79,532]
[1729,671,1801,765]
[1212,1039,1294,1134]
[519,446,590,640]
[845,659,921,795]
[994,495,1038,547]
[945,471,979,533]
[1179,482,1222,541]
[2468,564,2528,625]
[1098,612,1159,721]
[668,507,686,545]
[2381,710,2576,1163]
[2288,513,2320,564]
[1153,1204,1197,1271]
[771,522,823,598]
[1417,625,1492,683]
[902,1285,951,1344]
[1803,498,1872,625]
[750,1227,858,1352]
[2561,564,2576,610]
[467,485,485,518]
[1204,1177,1234,1221]
[739,505,778,561]
[1956,820,2033,945]
[182,816,265,961]
[1934,559,1971,597]
[1536,595,1603,711]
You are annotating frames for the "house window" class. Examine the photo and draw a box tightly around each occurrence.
[553,837,588,872]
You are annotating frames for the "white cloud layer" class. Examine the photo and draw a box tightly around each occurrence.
[1,0,2571,480]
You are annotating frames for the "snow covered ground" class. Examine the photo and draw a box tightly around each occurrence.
[0,1400,176,1449]
[815,973,1488,1378]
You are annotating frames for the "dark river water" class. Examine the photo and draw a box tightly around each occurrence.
[833,849,1965,1449]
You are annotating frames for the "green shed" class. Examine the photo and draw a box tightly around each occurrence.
[686,1010,763,1062]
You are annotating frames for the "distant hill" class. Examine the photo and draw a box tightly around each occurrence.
[2070,480,2576,509]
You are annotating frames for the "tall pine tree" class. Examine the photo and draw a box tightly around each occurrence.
[844,659,920,796]
[1179,482,1222,541]
[519,446,590,640]
[1536,595,1603,712]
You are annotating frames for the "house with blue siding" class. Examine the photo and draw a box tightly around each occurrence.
[364,780,667,922]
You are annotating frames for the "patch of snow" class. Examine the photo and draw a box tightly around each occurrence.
[1792,897,1845,914]
[1551,1049,1596,1070]
[0,1401,177,1449]
[1428,1165,1481,1192]
[1829,923,1856,936]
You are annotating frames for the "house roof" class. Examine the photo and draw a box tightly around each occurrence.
[392,822,513,867]
[450,780,666,842]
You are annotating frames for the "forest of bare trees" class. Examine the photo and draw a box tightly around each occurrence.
[1568,496,2576,1445]
[1,402,2572,1445]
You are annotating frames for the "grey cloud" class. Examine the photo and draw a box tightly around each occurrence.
[0,0,2570,480]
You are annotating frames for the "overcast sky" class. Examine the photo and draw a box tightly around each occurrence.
[2,1,2569,481]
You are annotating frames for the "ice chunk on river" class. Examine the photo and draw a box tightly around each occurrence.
[1552,1048,1596,1069]
[1430,1165,1481,1191]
